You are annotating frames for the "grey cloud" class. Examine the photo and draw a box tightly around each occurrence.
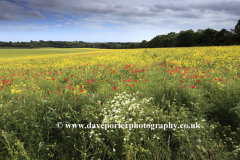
[1,0,239,33]
[55,14,63,18]
[0,0,45,20]
[16,0,240,23]
[17,0,156,18]
[151,0,240,16]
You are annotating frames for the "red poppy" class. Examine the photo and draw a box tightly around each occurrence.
[52,78,55,81]
[113,87,116,90]
[71,75,74,77]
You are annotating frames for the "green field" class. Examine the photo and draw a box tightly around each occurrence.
[0,48,100,59]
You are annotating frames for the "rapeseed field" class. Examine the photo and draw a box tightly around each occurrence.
[0,46,240,159]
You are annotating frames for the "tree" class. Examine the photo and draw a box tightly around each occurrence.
[214,29,232,45]
[140,40,147,48]
[203,28,218,46]
[235,19,240,35]
[9,41,12,47]
[176,30,195,47]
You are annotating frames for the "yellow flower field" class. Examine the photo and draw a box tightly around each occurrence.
[0,46,240,159]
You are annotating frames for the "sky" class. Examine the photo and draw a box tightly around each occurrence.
[0,0,239,42]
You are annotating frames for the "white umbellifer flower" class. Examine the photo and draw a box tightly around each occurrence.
[114,115,119,120]
[90,130,94,135]
[122,116,125,120]
[116,109,120,114]
[128,107,132,111]
[113,148,116,152]
[129,118,132,121]
[125,100,130,104]
[96,137,100,142]
[202,119,206,122]
[140,137,143,141]
[115,103,120,107]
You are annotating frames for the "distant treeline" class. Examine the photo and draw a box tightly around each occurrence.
[1,19,240,49]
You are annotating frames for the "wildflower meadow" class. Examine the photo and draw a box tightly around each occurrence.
[0,46,240,159]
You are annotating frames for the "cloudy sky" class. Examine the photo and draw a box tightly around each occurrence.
[0,0,239,42]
